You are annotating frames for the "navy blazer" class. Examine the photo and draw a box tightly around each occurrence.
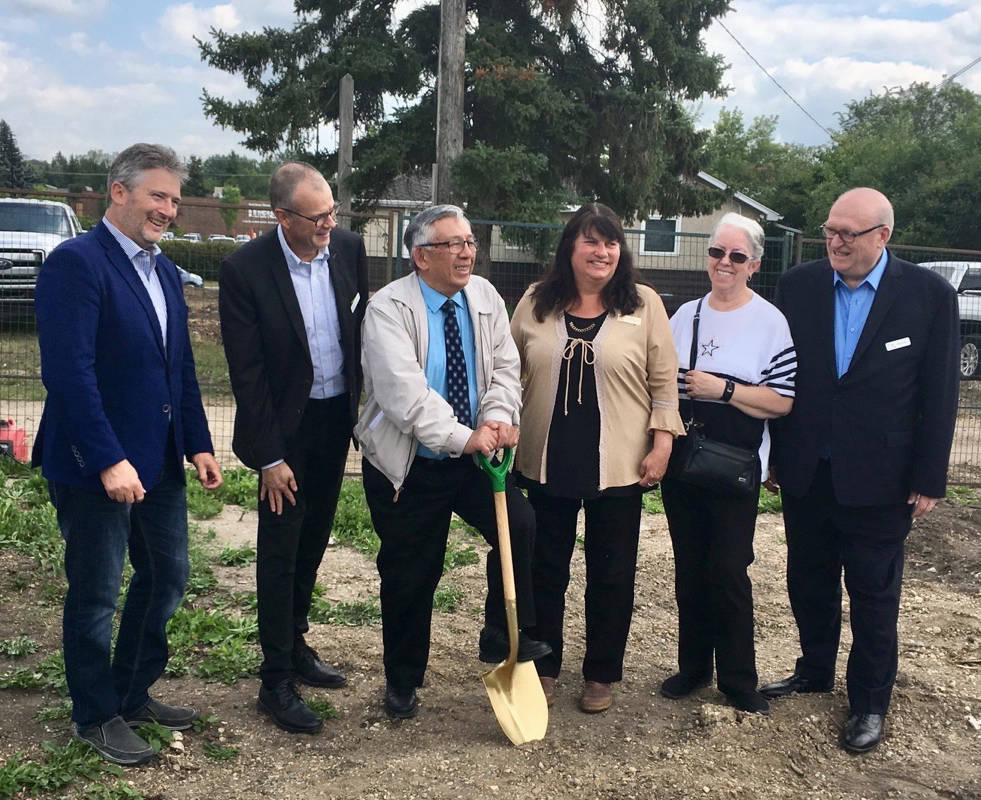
[218,227,368,470]
[770,252,959,506]
[32,221,214,490]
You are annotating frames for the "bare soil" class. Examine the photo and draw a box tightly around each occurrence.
[1,494,980,800]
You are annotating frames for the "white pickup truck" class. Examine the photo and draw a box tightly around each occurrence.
[0,198,83,307]
[919,261,981,379]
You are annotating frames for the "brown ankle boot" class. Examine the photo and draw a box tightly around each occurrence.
[579,681,612,713]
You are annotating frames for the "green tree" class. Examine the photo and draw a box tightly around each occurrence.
[41,150,113,193]
[0,120,35,189]
[198,0,730,234]
[814,82,981,248]
[184,155,209,197]
[219,184,242,233]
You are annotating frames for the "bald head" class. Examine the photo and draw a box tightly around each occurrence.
[824,187,894,288]
[269,161,328,211]
[832,187,894,230]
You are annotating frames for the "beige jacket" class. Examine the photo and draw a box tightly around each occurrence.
[355,273,520,491]
[510,283,684,491]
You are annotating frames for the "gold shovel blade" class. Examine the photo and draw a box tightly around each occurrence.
[481,659,548,745]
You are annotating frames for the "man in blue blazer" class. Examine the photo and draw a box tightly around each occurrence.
[764,188,959,753]
[33,143,222,766]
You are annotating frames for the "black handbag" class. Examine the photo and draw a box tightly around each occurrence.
[667,298,760,496]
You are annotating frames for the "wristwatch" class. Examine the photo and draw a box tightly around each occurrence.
[720,379,735,403]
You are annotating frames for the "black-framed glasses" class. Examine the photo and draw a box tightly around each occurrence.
[417,238,478,254]
[279,206,338,227]
[819,223,884,244]
[707,246,750,264]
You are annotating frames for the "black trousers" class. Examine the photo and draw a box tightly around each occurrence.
[256,394,350,685]
[782,460,911,715]
[362,455,537,692]
[661,477,760,695]
[526,488,642,684]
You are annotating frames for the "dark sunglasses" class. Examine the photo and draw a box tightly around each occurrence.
[707,246,750,264]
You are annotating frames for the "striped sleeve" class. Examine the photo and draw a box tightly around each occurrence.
[761,343,796,397]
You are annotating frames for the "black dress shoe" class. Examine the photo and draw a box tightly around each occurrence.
[841,713,884,753]
[384,684,419,719]
[724,690,770,715]
[293,643,347,688]
[257,680,324,734]
[478,627,553,664]
[759,673,833,699]
[660,672,712,699]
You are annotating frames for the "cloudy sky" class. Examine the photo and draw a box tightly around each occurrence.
[2,0,979,162]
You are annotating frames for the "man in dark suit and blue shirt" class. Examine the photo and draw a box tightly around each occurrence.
[219,162,368,734]
[33,143,223,766]
[763,187,960,753]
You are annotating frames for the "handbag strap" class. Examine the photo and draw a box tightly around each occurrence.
[683,298,704,427]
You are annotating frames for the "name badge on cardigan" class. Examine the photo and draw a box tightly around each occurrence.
[885,337,911,351]
[619,315,641,326]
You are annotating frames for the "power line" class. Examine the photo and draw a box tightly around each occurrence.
[941,56,981,86]
[716,19,834,139]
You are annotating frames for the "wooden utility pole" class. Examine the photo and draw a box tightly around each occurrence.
[337,73,354,229]
[435,0,465,204]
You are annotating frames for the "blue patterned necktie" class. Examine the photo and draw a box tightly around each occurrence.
[442,299,472,428]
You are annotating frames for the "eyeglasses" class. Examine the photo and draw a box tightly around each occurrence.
[707,246,750,264]
[417,238,478,254]
[279,206,338,227]
[819,223,884,244]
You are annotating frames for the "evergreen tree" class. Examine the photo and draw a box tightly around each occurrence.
[0,120,34,189]
[184,155,209,197]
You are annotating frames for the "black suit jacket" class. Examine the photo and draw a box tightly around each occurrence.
[219,227,368,470]
[771,252,959,506]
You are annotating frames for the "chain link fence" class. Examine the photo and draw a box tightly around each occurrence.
[2,200,978,484]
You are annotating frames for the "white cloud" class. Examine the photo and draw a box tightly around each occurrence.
[9,0,107,16]
[152,2,242,54]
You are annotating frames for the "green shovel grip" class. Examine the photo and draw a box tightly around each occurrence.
[477,448,514,493]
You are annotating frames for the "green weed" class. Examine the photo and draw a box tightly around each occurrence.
[135,722,173,754]
[184,524,218,597]
[947,485,978,506]
[308,594,381,626]
[36,699,73,721]
[642,489,665,515]
[166,606,259,684]
[757,487,783,513]
[196,641,261,684]
[83,780,146,799]
[305,696,340,720]
[443,535,479,572]
[185,477,224,519]
[0,649,67,693]
[331,480,380,557]
[0,740,117,798]
[213,467,258,510]
[218,545,257,567]
[0,636,39,658]
[202,742,239,762]
[433,583,463,613]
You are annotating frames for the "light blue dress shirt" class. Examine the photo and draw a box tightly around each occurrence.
[417,275,478,459]
[834,249,889,378]
[276,225,346,399]
[102,216,167,350]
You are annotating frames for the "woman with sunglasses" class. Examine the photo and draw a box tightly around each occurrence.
[510,203,685,713]
[659,212,796,715]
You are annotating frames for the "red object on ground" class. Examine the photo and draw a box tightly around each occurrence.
[0,418,28,463]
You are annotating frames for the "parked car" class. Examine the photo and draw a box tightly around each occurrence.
[208,234,235,242]
[234,234,251,243]
[182,233,203,242]
[920,261,981,378]
[160,231,175,240]
[0,198,84,306]
[176,266,203,288]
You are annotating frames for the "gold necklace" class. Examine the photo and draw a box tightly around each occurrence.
[568,319,596,334]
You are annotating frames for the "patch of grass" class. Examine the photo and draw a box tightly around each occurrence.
[166,606,259,684]
[191,714,219,733]
[757,487,783,513]
[0,636,39,658]
[184,524,218,597]
[433,583,463,613]
[36,699,73,721]
[308,594,381,626]
[202,742,239,762]
[0,649,67,693]
[449,516,481,538]
[331,480,380,557]
[83,780,146,799]
[213,467,258,511]
[443,535,479,572]
[0,739,118,798]
[947,485,978,506]
[135,722,173,754]
[305,696,340,720]
[196,641,261,684]
[642,488,664,515]
[217,545,257,567]
[185,477,224,519]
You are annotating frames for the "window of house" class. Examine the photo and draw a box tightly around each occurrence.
[642,217,680,255]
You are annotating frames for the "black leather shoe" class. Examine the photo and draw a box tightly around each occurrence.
[841,713,884,753]
[384,684,419,719]
[478,627,552,664]
[123,698,198,730]
[660,672,712,699]
[257,680,324,734]
[760,673,833,699]
[724,690,770,715]
[293,643,347,688]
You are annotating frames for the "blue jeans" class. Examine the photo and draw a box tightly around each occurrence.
[50,463,188,729]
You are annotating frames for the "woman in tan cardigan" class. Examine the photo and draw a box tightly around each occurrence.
[511,203,684,713]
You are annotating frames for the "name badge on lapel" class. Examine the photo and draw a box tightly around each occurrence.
[885,336,911,351]
[350,292,361,313]
[619,315,641,326]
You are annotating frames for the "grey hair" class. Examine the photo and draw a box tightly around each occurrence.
[711,212,765,261]
[106,144,187,204]
[269,161,324,210]
[404,205,470,264]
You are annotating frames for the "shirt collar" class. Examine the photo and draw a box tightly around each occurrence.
[102,216,161,264]
[277,224,328,269]
[417,274,464,313]
[833,247,889,291]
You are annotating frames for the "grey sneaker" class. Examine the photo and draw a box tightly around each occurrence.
[76,715,154,766]
[123,698,198,730]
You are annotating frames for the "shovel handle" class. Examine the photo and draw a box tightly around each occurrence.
[477,448,514,493]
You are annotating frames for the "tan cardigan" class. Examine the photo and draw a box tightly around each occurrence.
[510,283,685,491]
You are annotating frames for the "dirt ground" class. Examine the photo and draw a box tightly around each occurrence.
[1,492,980,800]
